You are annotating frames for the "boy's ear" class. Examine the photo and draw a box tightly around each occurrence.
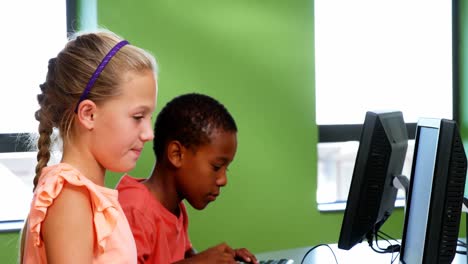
[76,99,97,130]
[166,140,184,168]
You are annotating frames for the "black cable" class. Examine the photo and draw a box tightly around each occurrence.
[391,252,400,264]
[375,232,388,251]
[368,233,385,253]
[376,235,400,250]
[373,232,401,254]
[378,231,401,253]
[377,232,397,262]
[373,232,402,264]
[378,231,400,245]
[375,232,393,263]
[378,230,393,239]
[458,239,467,247]
[456,239,467,255]
[369,242,400,255]
[378,230,401,263]
[369,244,388,254]
[370,238,390,254]
[300,244,338,264]
[376,233,393,250]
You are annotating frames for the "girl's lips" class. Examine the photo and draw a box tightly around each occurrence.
[131,148,142,157]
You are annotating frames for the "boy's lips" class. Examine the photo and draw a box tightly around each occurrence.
[208,192,220,201]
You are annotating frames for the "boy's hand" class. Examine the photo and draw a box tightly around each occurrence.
[234,247,259,264]
[175,242,237,264]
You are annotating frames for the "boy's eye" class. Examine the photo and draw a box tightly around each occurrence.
[212,165,221,171]
[133,115,144,120]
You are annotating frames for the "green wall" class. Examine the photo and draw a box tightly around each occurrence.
[96,0,404,253]
[0,232,20,262]
[97,0,321,253]
[1,0,467,262]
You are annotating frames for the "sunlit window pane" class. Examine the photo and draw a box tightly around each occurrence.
[314,0,452,209]
[0,0,67,133]
[315,0,452,125]
[0,1,67,223]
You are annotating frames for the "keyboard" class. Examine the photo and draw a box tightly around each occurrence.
[240,259,293,264]
[258,259,294,264]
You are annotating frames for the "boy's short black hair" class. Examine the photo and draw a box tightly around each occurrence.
[153,93,237,161]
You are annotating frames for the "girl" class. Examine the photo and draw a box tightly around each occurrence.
[20,30,158,263]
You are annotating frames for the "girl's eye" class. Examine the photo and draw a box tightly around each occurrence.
[133,115,144,120]
[212,165,221,171]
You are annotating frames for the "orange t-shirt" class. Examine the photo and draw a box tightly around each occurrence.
[117,175,192,264]
[22,163,137,264]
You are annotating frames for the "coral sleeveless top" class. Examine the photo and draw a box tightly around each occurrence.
[22,163,137,264]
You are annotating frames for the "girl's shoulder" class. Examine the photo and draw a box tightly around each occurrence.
[28,163,121,250]
[38,163,89,187]
[38,163,118,199]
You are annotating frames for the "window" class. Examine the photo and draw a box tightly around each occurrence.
[314,0,454,211]
[0,1,70,228]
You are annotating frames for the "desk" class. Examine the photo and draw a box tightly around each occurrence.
[255,242,467,264]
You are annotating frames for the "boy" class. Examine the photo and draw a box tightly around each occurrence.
[117,93,258,264]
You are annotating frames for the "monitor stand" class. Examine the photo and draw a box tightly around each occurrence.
[392,174,409,208]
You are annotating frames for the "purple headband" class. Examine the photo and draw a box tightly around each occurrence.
[74,40,130,113]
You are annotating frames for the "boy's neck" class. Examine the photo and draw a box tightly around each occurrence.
[143,164,182,216]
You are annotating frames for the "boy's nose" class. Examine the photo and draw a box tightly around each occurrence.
[216,173,228,187]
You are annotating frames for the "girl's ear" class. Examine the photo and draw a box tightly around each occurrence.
[76,99,97,130]
[167,140,184,168]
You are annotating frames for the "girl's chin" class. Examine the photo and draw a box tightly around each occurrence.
[107,163,136,173]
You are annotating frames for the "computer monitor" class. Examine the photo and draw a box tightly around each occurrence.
[399,118,467,264]
[338,111,409,250]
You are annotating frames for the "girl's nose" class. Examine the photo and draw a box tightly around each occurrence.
[141,120,154,142]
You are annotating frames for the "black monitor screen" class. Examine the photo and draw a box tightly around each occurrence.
[400,118,467,264]
[338,111,408,250]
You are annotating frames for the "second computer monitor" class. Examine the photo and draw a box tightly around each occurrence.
[399,118,467,264]
[338,110,408,250]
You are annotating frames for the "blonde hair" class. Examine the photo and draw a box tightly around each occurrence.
[33,30,157,190]
[20,30,157,262]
